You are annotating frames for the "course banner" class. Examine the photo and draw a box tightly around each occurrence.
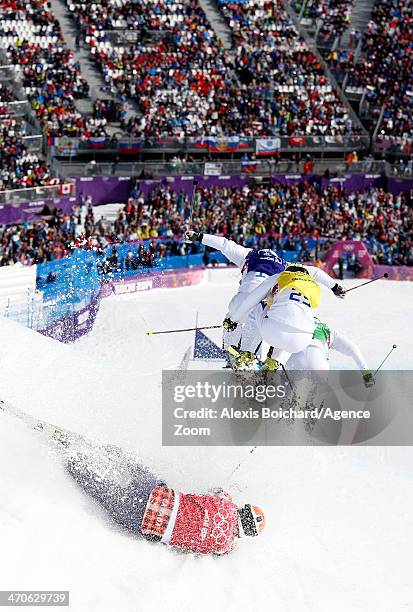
[162,370,413,446]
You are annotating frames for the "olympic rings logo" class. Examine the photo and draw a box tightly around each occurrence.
[211,508,231,545]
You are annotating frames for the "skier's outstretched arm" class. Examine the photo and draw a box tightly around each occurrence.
[228,273,280,322]
[330,330,368,370]
[306,266,346,297]
[201,234,251,268]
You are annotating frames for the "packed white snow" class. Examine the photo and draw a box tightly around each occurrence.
[0,269,412,612]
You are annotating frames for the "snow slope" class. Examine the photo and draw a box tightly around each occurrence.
[0,270,412,612]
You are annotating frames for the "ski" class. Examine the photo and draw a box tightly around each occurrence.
[0,399,81,447]
[227,345,274,371]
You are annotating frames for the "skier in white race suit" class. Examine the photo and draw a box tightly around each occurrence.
[185,231,345,367]
[286,316,375,387]
[225,265,346,370]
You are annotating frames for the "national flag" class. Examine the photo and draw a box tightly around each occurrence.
[239,136,251,149]
[58,182,75,195]
[88,136,106,149]
[241,160,258,172]
[206,136,240,152]
[256,138,281,156]
[118,140,142,154]
[289,136,306,146]
[193,137,208,148]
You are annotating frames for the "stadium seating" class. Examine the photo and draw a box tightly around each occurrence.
[67,0,231,138]
[216,0,360,137]
[292,0,354,44]
[0,0,101,139]
[328,0,413,153]
[0,117,55,190]
[66,0,360,138]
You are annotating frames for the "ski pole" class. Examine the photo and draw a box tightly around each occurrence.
[227,446,257,481]
[280,363,295,393]
[374,344,397,376]
[147,324,221,336]
[185,179,199,265]
[346,273,388,294]
[187,179,199,230]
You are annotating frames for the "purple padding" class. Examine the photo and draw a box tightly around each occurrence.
[373,265,413,281]
[271,174,385,191]
[76,176,133,204]
[323,240,375,278]
[104,267,205,294]
[39,292,102,343]
[137,175,250,198]
[0,197,76,225]
[388,177,413,194]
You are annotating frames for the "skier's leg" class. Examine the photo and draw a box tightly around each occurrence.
[223,291,248,350]
[239,309,263,356]
[67,450,163,531]
[305,345,330,370]
[223,324,242,351]
[270,348,291,367]
[261,318,311,355]
[285,349,308,370]
[286,344,329,371]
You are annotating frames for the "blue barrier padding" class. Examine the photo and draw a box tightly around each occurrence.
[36,246,302,299]
[37,250,101,325]
[35,243,304,324]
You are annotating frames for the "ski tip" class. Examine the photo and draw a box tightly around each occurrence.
[227,346,239,357]
[146,331,153,336]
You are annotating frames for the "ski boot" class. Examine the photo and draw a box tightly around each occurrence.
[235,350,257,370]
[228,346,257,370]
[261,356,280,371]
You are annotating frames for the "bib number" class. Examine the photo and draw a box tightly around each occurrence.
[289,289,311,307]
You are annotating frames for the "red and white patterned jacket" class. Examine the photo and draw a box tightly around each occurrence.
[141,486,239,555]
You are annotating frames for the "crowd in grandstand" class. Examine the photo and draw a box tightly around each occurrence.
[219,0,359,138]
[327,0,413,151]
[68,0,234,138]
[292,0,354,45]
[0,118,58,190]
[1,184,412,268]
[63,0,362,139]
[0,0,409,153]
[0,0,106,139]
[0,82,14,106]
[126,183,412,266]
[0,0,411,275]
[0,207,72,266]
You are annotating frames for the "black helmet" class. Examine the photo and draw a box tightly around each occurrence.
[285,264,309,275]
[237,504,265,537]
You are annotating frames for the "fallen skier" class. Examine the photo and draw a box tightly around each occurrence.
[68,444,265,556]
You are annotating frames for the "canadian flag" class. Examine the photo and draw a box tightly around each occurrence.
[59,182,75,195]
